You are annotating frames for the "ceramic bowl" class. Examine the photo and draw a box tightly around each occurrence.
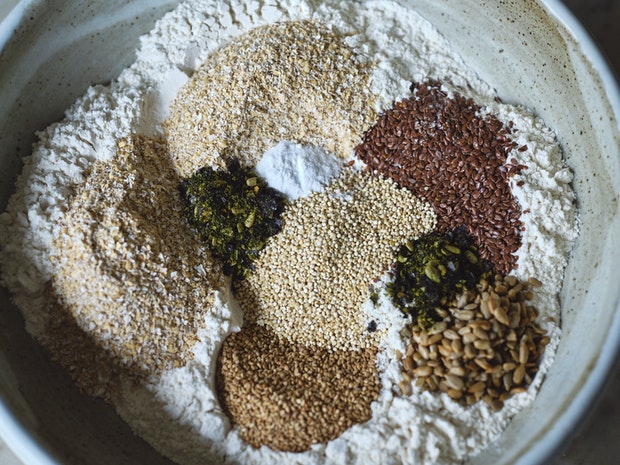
[0,1,619,464]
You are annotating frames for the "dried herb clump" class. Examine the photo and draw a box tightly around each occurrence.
[388,228,491,325]
[180,159,286,280]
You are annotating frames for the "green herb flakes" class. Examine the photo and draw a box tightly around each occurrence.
[388,228,491,325]
[180,159,286,280]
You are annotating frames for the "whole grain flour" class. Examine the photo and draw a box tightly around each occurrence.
[0,0,579,464]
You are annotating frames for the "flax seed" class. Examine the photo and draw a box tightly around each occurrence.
[356,81,525,275]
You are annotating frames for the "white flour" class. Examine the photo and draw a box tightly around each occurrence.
[0,0,579,464]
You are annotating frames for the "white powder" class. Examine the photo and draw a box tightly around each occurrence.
[136,68,189,137]
[0,0,579,464]
[255,141,342,200]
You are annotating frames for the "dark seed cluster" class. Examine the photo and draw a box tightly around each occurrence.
[356,80,526,275]
[387,228,491,325]
[180,158,286,280]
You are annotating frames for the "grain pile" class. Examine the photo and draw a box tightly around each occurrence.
[216,324,381,452]
[41,296,129,399]
[398,275,549,410]
[166,20,377,176]
[356,80,526,275]
[50,135,223,380]
[235,169,436,350]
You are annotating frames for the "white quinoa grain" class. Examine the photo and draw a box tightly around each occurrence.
[236,169,436,350]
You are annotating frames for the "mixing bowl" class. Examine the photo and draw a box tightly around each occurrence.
[1,0,619,464]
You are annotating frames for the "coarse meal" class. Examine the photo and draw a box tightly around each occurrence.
[0,0,580,464]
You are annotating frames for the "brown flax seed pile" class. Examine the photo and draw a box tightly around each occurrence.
[356,81,526,275]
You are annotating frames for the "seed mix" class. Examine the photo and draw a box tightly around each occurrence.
[0,0,580,462]
[397,275,549,411]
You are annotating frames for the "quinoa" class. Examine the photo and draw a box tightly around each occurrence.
[235,168,436,351]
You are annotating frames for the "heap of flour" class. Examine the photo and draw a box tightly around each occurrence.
[0,0,578,464]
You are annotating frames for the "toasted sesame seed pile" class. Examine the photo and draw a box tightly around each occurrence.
[166,20,377,176]
[356,80,525,275]
[216,324,381,452]
[235,169,436,351]
[50,135,223,381]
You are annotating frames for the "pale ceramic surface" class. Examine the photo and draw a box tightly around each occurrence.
[0,5,22,465]
[0,0,19,23]
[0,1,619,465]
[0,439,22,465]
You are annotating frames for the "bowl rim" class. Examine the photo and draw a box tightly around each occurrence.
[0,0,24,54]
[0,0,619,464]
[513,3,620,464]
[0,0,66,459]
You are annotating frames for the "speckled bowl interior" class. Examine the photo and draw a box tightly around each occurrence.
[1,1,619,464]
